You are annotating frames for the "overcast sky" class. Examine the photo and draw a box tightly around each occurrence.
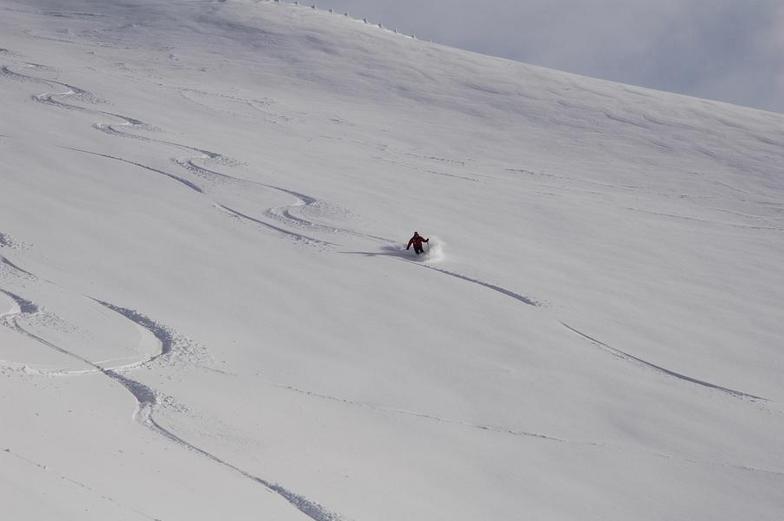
[312,0,784,113]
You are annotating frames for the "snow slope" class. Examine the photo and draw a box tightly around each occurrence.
[1,1,783,519]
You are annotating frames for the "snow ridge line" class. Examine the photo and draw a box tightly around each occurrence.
[560,323,767,401]
[274,0,417,39]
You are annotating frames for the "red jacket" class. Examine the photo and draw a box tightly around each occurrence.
[407,234,429,249]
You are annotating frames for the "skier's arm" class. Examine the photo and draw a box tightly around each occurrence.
[424,238,429,242]
[406,238,414,250]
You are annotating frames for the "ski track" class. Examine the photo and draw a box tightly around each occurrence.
[0,256,37,278]
[424,169,480,182]
[179,158,392,243]
[2,63,223,175]
[341,249,542,308]
[101,372,344,521]
[92,299,174,359]
[177,88,277,121]
[351,248,773,408]
[3,64,364,248]
[216,203,335,246]
[417,264,540,307]
[4,52,777,516]
[560,322,767,401]
[1,448,159,521]
[264,192,393,243]
[623,206,784,232]
[64,147,204,193]
[0,286,346,521]
[272,382,565,443]
[270,380,784,477]
[0,62,362,517]
[0,288,39,315]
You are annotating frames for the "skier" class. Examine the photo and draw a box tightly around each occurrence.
[406,231,429,255]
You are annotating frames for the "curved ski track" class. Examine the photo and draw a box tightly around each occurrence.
[267,380,784,477]
[2,64,344,247]
[178,158,392,243]
[271,381,566,444]
[2,57,776,512]
[5,63,773,405]
[345,248,768,404]
[65,147,204,193]
[417,264,540,307]
[381,247,768,405]
[1,447,160,521]
[215,203,333,246]
[1,255,37,279]
[0,288,345,521]
[0,254,347,521]
[560,323,767,401]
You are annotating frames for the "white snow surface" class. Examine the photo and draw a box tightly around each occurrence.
[1,1,783,519]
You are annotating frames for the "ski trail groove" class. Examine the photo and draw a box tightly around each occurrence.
[0,256,37,278]
[0,288,39,315]
[91,298,212,369]
[93,300,173,357]
[623,206,784,232]
[1,448,160,521]
[64,147,204,193]
[2,65,229,170]
[267,380,784,475]
[216,204,335,246]
[342,250,541,306]
[0,288,347,521]
[104,371,345,521]
[4,65,355,247]
[417,264,540,307]
[7,319,344,519]
[180,159,392,242]
[561,322,767,401]
[272,382,566,444]
[141,405,345,521]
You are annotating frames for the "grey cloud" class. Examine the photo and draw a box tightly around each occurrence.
[311,0,784,113]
